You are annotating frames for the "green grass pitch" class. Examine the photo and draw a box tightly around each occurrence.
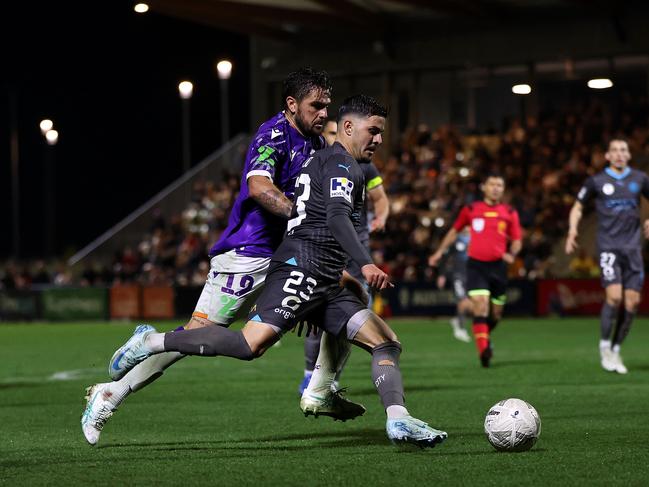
[1,317,648,486]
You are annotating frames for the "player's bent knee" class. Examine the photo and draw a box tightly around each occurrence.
[245,341,267,359]
[350,310,400,351]
[240,321,280,359]
[606,297,622,307]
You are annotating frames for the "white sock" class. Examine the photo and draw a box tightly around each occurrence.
[104,381,131,407]
[599,339,612,351]
[612,344,621,354]
[386,405,409,419]
[144,332,166,352]
[123,352,185,392]
[303,332,340,396]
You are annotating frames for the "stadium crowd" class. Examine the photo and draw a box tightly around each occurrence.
[3,97,649,290]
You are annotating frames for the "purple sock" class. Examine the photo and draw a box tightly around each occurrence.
[174,325,185,332]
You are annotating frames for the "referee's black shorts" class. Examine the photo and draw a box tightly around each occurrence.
[466,258,508,305]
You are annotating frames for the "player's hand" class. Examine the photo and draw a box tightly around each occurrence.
[502,253,515,264]
[436,275,446,289]
[565,232,578,254]
[370,216,386,233]
[428,252,442,267]
[361,264,392,290]
[643,220,649,239]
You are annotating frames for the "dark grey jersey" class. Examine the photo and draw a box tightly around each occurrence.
[272,142,368,282]
[577,167,649,250]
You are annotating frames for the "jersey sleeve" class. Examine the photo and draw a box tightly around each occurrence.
[576,176,596,203]
[641,173,649,200]
[323,159,373,267]
[363,162,383,191]
[508,209,522,240]
[244,130,286,181]
[452,206,471,231]
[323,161,356,213]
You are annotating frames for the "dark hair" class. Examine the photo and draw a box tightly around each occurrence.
[337,94,389,122]
[607,137,630,150]
[483,172,505,182]
[282,67,332,109]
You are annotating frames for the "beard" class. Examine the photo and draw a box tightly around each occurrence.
[295,111,321,137]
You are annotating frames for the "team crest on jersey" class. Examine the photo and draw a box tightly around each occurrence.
[330,177,354,203]
[602,183,615,195]
[629,181,640,193]
[472,218,485,232]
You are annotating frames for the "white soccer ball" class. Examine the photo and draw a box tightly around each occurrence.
[484,398,541,452]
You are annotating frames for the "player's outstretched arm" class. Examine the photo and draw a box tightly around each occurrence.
[248,175,293,218]
[369,185,389,232]
[429,227,458,267]
[503,239,522,264]
[565,201,583,254]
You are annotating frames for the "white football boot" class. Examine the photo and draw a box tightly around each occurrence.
[450,318,471,343]
[109,324,156,380]
[386,416,447,449]
[300,388,366,421]
[599,347,616,372]
[81,383,117,446]
[610,350,628,374]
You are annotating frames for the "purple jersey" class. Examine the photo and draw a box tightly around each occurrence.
[210,112,324,258]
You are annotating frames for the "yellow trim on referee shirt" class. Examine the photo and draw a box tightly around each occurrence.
[468,289,491,297]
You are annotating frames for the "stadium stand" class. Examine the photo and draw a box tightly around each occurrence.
[4,95,649,292]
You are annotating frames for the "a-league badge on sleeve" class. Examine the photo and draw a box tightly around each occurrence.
[330,177,354,203]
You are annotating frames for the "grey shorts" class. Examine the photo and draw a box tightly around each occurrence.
[249,262,367,338]
[598,248,645,291]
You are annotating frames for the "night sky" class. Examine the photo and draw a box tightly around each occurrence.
[1,1,250,259]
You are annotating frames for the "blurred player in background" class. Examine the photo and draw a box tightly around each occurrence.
[81,67,368,445]
[429,174,521,367]
[298,117,390,396]
[322,117,338,145]
[436,229,472,342]
[565,138,649,374]
[107,95,447,449]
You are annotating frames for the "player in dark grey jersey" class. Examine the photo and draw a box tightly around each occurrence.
[108,95,447,448]
[437,229,472,342]
[298,118,389,395]
[566,138,649,374]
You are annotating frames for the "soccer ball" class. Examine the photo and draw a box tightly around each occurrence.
[484,398,541,452]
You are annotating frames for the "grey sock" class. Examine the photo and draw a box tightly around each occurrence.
[600,302,617,340]
[371,341,405,409]
[164,326,254,360]
[613,308,635,346]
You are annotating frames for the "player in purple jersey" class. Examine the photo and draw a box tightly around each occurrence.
[107,95,448,448]
[566,138,649,374]
[81,68,365,445]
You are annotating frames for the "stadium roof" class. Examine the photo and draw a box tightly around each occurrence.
[147,0,635,41]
